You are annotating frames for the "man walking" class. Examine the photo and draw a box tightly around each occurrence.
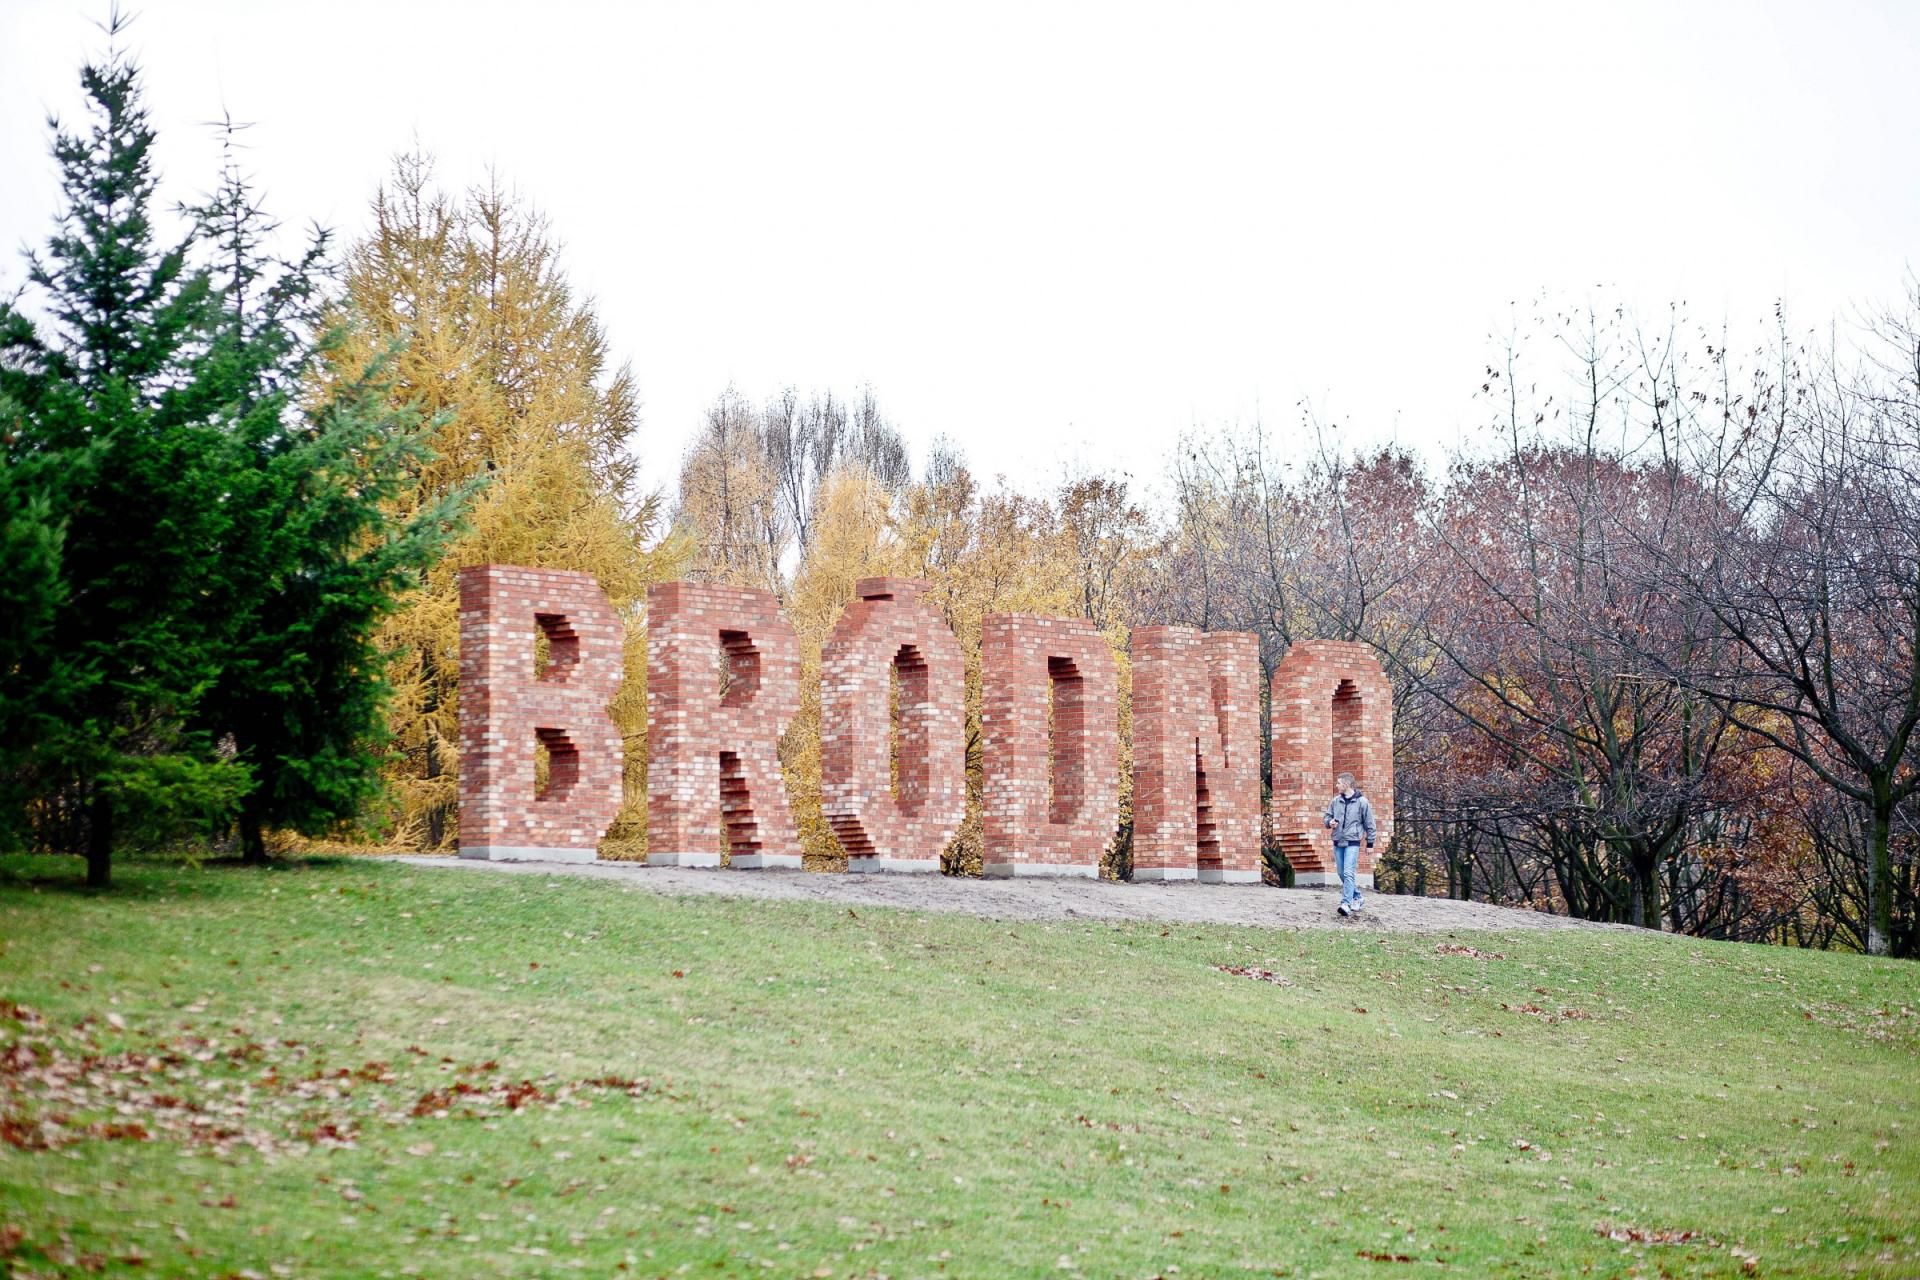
[1324,772,1375,917]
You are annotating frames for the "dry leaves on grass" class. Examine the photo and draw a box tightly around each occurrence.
[1797,1001,1920,1044]
[1213,965,1294,987]
[1594,1224,1760,1277]
[409,1074,652,1119]
[1500,1002,1593,1025]
[1434,943,1506,960]
[1595,1224,1765,1276]
[1597,1222,1715,1245]
[1,1003,669,1160]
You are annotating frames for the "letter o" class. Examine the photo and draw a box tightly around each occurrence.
[820,577,965,872]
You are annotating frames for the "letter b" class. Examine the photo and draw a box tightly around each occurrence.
[457,565,624,862]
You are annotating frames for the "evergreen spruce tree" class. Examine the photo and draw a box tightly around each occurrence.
[0,445,74,847]
[0,35,243,886]
[182,127,468,863]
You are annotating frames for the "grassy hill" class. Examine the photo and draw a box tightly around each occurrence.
[1,854,1915,1278]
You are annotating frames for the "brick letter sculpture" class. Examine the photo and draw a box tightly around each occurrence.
[645,582,803,869]
[1268,640,1394,886]
[1130,627,1261,881]
[980,614,1119,877]
[820,578,965,872]
[457,565,625,862]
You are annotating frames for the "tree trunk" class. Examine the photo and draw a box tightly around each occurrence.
[240,809,268,866]
[1627,853,1661,931]
[1447,844,1473,901]
[86,791,112,889]
[425,733,445,850]
[1665,856,1690,934]
[1868,797,1893,957]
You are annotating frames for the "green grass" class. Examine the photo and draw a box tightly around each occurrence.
[1,855,1915,1279]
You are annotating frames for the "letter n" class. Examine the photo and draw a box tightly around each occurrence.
[457,565,624,862]
[1268,640,1394,886]
[980,614,1119,877]
[645,582,802,868]
[1130,626,1261,882]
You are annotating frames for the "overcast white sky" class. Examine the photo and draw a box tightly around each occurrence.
[3,1,1916,505]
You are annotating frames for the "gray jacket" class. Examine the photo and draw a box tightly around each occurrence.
[1324,790,1376,847]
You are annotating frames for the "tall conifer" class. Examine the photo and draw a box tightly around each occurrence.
[0,33,238,885]
[182,128,469,862]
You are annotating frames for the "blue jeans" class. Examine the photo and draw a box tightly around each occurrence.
[1336,843,1363,909]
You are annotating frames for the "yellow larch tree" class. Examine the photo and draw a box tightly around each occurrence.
[892,451,1081,873]
[326,154,683,851]
[772,443,1118,875]
[1056,474,1153,876]
[779,464,900,867]
[669,410,1148,876]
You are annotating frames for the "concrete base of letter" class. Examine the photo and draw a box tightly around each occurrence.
[982,862,1098,879]
[729,853,803,870]
[646,851,722,868]
[1131,867,1198,881]
[459,845,598,864]
[1198,869,1262,883]
[846,857,940,874]
[1294,872,1375,889]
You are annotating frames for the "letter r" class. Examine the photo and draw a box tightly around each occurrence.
[645,582,802,868]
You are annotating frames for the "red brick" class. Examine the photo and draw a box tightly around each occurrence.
[1130,627,1261,881]
[820,578,965,872]
[645,581,803,868]
[457,566,625,862]
[980,614,1119,877]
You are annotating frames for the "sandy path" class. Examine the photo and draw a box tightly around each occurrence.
[384,855,1640,936]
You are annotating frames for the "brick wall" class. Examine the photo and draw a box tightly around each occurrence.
[645,581,803,868]
[979,613,1120,877]
[819,578,966,872]
[456,565,625,862]
[1269,640,1394,884]
[1131,626,1262,881]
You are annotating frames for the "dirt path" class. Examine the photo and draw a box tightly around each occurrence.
[386,855,1641,936]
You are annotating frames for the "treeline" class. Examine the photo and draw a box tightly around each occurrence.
[1178,307,1920,959]
[667,307,1920,959]
[2,43,1913,958]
